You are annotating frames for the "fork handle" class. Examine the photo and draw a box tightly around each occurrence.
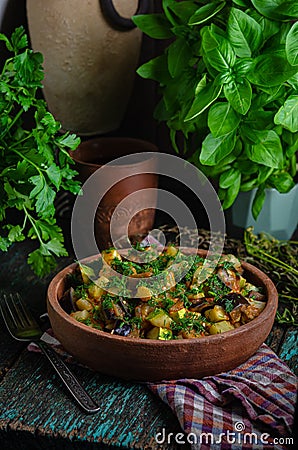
[37,341,100,414]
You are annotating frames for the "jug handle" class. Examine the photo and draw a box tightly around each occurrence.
[100,0,149,31]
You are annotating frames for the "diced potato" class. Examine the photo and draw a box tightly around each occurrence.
[136,285,152,300]
[146,327,173,340]
[70,310,90,321]
[209,321,234,334]
[169,307,187,322]
[187,291,205,300]
[76,298,93,311]
[205,305,229,322]
[192,265,214,284]
[88,283,105,299]
[239,276,247,289]
[101,249,122,266]
[147,309,173,329]
[165,246,178,258]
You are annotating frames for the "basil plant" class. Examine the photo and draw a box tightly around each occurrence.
[133,0,298,218]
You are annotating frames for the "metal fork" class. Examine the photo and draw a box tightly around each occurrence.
[0,293,100,414]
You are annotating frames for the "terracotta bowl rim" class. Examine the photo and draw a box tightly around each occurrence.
[47,249,278,346]
[69,137,158,169]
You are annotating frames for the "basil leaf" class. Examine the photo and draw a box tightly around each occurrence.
[227,8,263,57]
[167,38,192,78]
[208,102,240,137]
[251,0,298,21]
[219,167,241,188]
[245,111,275,131]
[248,55,297,86]
[232,0,250,6]
[248,11,279,42]
[185,82,222,121]
[247,130,283,169]
[274,95,298,132]
[137,55,170,83]
[189,1,226,25]
[224,78,252,115]
[200,131,236,165]
[252,185,265,220]
[270,172,295,193]
[162,0,179,26]
[286,22,298,66]
[286,138,298,158]
[201,27,236,72]
[241,179,259,192]
[257,166,274,184]
[169,1,200,23]
[222,172,241,209]
[132,14,173,39]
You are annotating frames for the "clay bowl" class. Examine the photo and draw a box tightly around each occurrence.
[47,250,278,381]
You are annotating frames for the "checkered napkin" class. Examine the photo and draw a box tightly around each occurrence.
[148,344,297,450]
[28,334,297,450]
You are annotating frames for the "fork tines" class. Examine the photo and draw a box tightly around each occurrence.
[0,292,38,332]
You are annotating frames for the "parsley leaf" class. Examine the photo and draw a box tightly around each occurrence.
[0,26,82,277]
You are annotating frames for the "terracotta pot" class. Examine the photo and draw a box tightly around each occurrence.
[26,0,143,135]
[47,249,278,381]
[70,137,158,249]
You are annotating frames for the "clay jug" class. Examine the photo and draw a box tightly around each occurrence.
[26,0,146,135]
[70,137,158,249]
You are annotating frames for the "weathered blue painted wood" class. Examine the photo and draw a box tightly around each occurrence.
[279,328,298,374]
[0,350,185,449]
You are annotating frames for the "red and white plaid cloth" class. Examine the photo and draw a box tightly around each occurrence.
[29,334,297,450]
[148,344,297,449]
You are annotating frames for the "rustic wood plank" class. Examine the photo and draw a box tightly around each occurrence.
[0,318,25,381]
[0,350,187,450]
[279,327,298,375]
[265,324,286,355]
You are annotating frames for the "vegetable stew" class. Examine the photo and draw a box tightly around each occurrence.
[66,246,267,340]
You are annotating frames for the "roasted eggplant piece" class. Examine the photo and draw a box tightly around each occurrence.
[218,292,248,309]
[217,268,241,292]
[113,321,131,337]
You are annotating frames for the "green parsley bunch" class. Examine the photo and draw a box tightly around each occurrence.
[0,27,81,277]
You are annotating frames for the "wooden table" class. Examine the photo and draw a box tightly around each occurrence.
[0,237,297,450]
